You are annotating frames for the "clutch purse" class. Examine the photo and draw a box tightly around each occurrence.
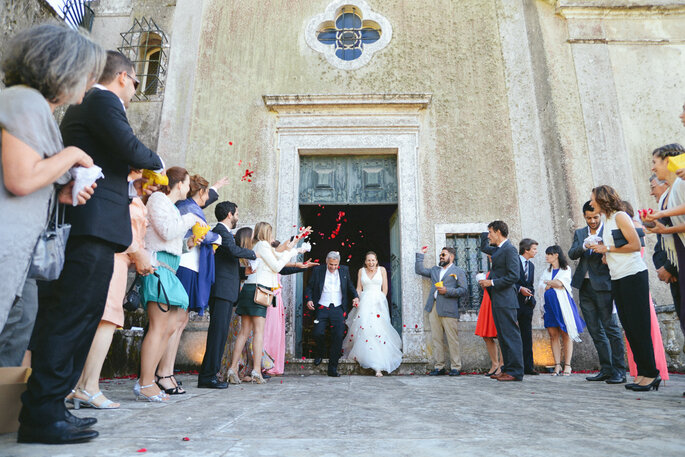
[28,194,71,281]
[611,228,645,248]
[254,284,275,307]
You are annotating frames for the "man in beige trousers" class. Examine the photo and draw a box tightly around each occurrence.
[415,246,468,376]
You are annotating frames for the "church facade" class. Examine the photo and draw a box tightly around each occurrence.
[27,0,685,370]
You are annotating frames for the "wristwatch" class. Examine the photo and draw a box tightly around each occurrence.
[606,246,611,252]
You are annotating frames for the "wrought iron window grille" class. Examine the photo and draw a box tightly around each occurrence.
[62,0,95,32]
[446,234,491,311]
[118,18,169,101]
[316,5,380,61]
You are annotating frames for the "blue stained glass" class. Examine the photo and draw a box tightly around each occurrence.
[316,10,381,62]
[361,29,380,44]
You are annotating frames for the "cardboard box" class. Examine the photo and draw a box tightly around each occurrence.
[0,367,31,434]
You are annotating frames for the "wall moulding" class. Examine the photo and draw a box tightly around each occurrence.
[263,94,432,111]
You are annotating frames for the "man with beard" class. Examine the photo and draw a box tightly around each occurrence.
[416,246,468,376]
[198,201,256,388]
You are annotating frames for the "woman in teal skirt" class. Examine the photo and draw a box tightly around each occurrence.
[134,167,205,401]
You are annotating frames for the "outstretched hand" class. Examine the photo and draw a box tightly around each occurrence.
[352,298,360,307]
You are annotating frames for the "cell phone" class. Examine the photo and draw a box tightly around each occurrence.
[289,235,296,242]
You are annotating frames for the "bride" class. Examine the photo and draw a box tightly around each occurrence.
[343,251,403,376]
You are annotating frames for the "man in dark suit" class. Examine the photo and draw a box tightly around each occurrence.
[305,251,359,377]
[478,221,523,382]
[20,51,164,444]
[198,201,256,389]
[568,201,626,384]
[516,238,539,375]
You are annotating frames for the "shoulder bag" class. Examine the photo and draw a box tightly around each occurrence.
[254,284,275,307]
[28,193,70,281]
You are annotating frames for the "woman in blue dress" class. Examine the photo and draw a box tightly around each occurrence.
[538,245,586,376]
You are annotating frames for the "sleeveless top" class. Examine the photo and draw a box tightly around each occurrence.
[361,268,383,293]
[602,211,647,280]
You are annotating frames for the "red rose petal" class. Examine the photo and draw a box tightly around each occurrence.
[183,437,190,441]
[376,314,380,318]
[415,324,418,328]
[229,141,233,145]
[137,449,147,453]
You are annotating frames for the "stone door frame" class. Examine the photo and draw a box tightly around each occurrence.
[263,94,431,361]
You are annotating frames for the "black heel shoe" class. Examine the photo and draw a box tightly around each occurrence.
[629,375,661,392]
[155,373,185,395]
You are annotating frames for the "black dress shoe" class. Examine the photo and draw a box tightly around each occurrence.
[17,420,99,444]
[327,370,341,377]
[428,368,447,376]
[64,410,97,429]
[586,372,611,381]
[605,375,627,384]
[197,376,228,389]
[314,358,322,366]
[524,370,540,376]
[261,371,271,380]
[448,369,461,376]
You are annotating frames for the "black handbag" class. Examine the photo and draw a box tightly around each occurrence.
[122,272,170,313]
[611,228,645,248]
[28,194,70,281]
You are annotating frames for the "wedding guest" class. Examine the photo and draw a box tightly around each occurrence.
[21,48,168,444]
[537,245,586,376]
[227,223,301,383]
[69,173,153,409]
[305,250,359,377]
[516,238,539,375]
[587,185,660,392]
[0,24,102,370]
[478,221,523,382]
[476,234,501,376]
[415,246,467,376]
[198,202,255,389]
[569,201,626,383]
[622,201,669,384]
[155,174,221,395]
[646,144,685,337]
[649,174,679,314]
[344,251,402,377]
[135,167,200,401]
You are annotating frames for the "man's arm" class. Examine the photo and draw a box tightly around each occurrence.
[201,188,219,209]
[568,230,586,261]
[216,226,256,260]
[280,266,305,275]
[86,91,163,170]
[415,253,431,277]
[480,232,497,255]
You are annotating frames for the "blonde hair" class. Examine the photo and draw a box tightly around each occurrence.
[252,222,273,244]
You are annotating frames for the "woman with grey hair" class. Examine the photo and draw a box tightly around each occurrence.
[0,23,105,370]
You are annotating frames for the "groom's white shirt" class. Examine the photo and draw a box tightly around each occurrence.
[320,269,342,307]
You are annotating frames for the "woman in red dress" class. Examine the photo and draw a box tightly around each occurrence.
[475,270,501,376]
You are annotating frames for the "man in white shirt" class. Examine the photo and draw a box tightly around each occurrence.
[305,252,359,377]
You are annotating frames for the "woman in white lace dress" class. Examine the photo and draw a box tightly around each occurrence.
[343,252,402,376]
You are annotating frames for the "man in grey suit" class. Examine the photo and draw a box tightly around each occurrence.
[416,246,468,376]
[569,201,626,384]
[478,221,524,381]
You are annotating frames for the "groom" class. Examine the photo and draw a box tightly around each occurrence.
[305,251,359,377]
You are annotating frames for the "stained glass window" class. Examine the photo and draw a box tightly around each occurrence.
[316,6,381,61]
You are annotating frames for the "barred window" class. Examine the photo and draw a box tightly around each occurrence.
[446,234,490,311]
[118,18,168,101]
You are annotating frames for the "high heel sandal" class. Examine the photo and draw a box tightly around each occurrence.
[133,380,168,402]
[628,375,661,392]
[155,373,186,395]
[227,368,241,385]
[552,364,562,376]
[563,364,572,376]
[73,388,119,410]
[250,370,266,384]
[64,389,76,406]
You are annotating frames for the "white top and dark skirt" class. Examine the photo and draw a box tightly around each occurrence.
[538,267,586,341]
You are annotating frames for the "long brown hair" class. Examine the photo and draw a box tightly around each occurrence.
[252,222,273,245]
[592,185,623,216]
[235,227,253,267]
[160,166,188,195]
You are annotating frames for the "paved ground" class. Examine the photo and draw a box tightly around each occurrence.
[2,372,684,457]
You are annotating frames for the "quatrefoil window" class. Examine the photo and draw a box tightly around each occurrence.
[305,0,392,70]
[316,6,380,61]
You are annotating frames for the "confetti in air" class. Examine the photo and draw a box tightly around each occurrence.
[240,168,254,182]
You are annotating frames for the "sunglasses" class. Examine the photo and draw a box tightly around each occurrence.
[117,72,140,90]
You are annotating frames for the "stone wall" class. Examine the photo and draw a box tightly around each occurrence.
[0,0,58,80]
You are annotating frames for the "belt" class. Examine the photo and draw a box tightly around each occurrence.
[320,303,339,308]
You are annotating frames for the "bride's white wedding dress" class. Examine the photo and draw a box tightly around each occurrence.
[343,268,402,373]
